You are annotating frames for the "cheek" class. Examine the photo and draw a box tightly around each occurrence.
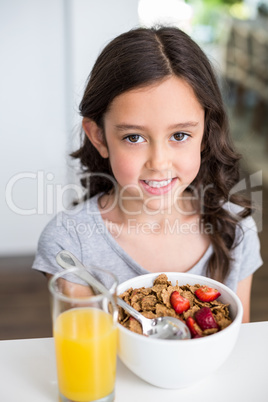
[109,152,139,183]
[178,149,201,178]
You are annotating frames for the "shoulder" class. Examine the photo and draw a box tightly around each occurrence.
[222,201,258,233]
[223,203,262,289]
[224,202,262,262]
[39,195,101,241]
[57,194,100,221]
[62,194,100,221]
[32,195,102,276]
[222,201,245,217]
[222,201,261,254]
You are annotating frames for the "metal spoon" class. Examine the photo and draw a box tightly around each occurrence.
[56,250,116,300]
[56,250,191,340]
[116,296,190,340]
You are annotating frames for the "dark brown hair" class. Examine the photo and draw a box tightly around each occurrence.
[71,26,251,282]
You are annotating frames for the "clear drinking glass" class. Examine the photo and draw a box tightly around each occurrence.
[49,267,118,402]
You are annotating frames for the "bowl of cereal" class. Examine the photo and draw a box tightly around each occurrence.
[117,272,243,389]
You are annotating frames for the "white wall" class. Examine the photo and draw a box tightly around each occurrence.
[1,0,139,255]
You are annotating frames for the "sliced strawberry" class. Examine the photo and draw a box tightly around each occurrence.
[195,307,219,331]
[195,286,221,302]
[186,317,203,338]
[170,291,190,314]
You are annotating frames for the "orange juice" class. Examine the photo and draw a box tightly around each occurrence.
[54,307,117,402]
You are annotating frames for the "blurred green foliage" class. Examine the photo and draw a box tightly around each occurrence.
[195,0,238,5]
[187,0,238,35]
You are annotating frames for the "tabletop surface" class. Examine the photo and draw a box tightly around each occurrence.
[0,321,268,402]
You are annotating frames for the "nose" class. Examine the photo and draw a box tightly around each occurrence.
[144,142,172,172]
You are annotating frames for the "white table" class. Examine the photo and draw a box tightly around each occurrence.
[0,322,267,402]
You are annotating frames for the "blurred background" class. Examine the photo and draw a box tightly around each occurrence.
[1,0,267,339]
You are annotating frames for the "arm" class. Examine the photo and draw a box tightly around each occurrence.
[233,215,262,324]
[46,273,94,297]
[236,274,253,323]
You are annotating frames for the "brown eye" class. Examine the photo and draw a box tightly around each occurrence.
[125,135,144,143]
[172,132,189,142]
[129,135,139,142]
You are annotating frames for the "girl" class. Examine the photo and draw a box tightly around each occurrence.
[33,27,262,322]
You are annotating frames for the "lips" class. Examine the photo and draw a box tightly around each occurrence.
[140,178,177,195]
[143,179,172,188]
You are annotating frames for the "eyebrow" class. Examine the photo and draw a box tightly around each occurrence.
[114,122,199,131]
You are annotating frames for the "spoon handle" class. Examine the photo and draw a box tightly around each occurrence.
[56,250,113,300]
[116,296,152,333]
[56,250,153,334]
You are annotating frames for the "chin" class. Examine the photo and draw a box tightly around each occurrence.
[142,197,175,216]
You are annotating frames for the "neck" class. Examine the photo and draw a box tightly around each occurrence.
[99,190,198,227]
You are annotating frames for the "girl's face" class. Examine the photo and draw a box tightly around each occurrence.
[103,76,205,215]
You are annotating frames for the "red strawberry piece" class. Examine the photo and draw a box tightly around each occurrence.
[170,291,190,314]
[186,317,203,338]
[195,286,221,302]
[195,307,219,331]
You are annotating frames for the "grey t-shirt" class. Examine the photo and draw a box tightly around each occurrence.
[32,194,263,292]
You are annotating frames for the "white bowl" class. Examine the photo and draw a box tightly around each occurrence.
[117,272,243,389]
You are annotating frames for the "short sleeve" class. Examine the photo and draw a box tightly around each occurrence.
[32,212,82,276]
[237,216,263,282]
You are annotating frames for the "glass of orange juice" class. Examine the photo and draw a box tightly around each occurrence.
[49,266,118,402]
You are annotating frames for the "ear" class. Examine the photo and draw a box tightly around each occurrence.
[82,118,109,158]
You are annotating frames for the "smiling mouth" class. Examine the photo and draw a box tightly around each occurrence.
[142,178,173,188]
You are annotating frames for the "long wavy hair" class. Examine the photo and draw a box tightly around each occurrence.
[71,26,251,283]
